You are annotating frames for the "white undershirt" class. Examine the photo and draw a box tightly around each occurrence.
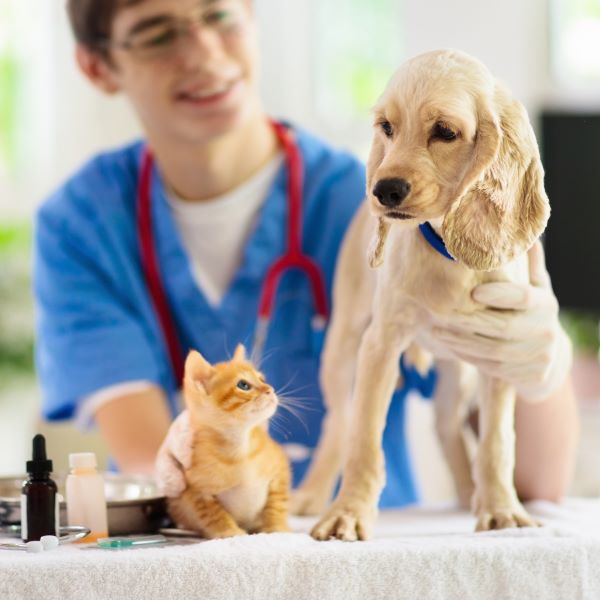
[167,153,282,305]
[76,154,283,429]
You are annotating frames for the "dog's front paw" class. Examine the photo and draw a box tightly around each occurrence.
[473,486,541,531]
[290,485,331,516]
[474,503,540,531]
[311,501,376,541]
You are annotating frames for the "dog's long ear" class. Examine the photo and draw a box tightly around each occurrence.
[368,217,390,268]
[366,132,390,268]
[442,88,550,271]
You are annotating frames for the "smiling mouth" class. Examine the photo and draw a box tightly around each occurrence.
[176,79,241,103]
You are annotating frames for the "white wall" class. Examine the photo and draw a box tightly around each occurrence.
[49,5,140,190]
[404,0,550,112]
[4,0,588,220]
[0,1,140,220]
[256,0,555,151]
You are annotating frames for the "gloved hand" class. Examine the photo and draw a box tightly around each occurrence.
[154,410,194,498]
[433,241,573,402]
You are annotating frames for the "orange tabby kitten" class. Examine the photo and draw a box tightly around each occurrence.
[167,344,291,538]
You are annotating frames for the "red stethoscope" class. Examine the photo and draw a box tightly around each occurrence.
[136,120,329,385]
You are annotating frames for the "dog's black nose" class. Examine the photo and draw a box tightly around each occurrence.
[372,178,411,207]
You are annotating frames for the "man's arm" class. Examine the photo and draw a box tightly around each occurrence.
[95,385,172,474]
[514,377,579,502]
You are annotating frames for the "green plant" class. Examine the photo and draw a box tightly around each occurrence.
[0,222,34,383]
[0,53,19,168]
[560,309,600,356]
[0,0,21,171]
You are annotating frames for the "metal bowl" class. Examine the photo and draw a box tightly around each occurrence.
[0,474,168,535]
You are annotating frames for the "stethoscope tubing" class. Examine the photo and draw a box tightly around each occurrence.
[137,120,329,383]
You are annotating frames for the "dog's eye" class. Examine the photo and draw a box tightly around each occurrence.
[431,122,457,142]
[237,379,251,391]
[380,121,394,138]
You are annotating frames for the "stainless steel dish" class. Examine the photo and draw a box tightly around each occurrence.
[0,474,168,535]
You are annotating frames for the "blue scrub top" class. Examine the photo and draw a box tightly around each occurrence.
[34,125,433,508]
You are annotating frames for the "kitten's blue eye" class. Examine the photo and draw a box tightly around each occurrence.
[237,380,251,391]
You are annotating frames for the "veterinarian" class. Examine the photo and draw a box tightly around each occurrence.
[34,0,577,508]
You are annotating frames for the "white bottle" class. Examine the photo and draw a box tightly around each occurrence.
[66,452,108,542]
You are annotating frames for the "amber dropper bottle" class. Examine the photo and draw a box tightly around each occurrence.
[21,434,59,542]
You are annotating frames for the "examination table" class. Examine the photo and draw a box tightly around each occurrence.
[1,499,599,599]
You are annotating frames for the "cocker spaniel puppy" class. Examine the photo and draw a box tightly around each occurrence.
[293,49,550,540]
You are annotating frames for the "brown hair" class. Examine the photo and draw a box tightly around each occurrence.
[66,0,143,54]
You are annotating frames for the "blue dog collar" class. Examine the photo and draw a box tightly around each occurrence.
[418,222,456,261]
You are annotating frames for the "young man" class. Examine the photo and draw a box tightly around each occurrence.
[34,0,577,509]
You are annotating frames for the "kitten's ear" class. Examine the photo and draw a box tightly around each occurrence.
[233,344,246,361]
[184,350,215,392]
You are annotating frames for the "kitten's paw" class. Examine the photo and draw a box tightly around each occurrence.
[290,486,331,516]
[311,501,375,541]
[258,523,291,534]
[211,526,247,539]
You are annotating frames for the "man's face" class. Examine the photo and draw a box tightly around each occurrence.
[99,0,259,144]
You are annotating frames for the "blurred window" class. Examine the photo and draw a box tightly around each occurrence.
[551,0,600,85]
[0,0,21,176]
[312,0,403,128]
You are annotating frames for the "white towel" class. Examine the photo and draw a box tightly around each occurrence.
[1,499,599,600]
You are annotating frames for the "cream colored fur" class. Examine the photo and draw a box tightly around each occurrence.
[292,50,550,540]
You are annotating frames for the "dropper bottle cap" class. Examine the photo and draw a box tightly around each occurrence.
[69,452,97,469]
[26,434,53,476]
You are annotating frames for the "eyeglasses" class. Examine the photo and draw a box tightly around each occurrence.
[98,0,248,61]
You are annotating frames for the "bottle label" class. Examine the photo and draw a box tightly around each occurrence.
[20,494,28,541]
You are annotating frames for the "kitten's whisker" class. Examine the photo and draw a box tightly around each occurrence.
[273,372,304,396]
[277,393,315,403]
[276,379,313,397]
[242,331,254,351]
[272,396,311,431]
[276,403,310,435]
[224,337,230,360]
[268,415,291,440]
[278,402,318,415]
[277,395,318,410]
[277,413,308,439]
[249,341,285,368]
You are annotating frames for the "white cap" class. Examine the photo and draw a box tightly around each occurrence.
[25,541,44,553]
[40,536,59,550]
[69,452,97,469]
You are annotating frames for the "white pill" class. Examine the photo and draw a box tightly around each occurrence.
[25,541,44,553]
[40,536,59,550]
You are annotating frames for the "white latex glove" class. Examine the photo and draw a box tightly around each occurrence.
[433,241,573,402]
[154,410,194,498]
